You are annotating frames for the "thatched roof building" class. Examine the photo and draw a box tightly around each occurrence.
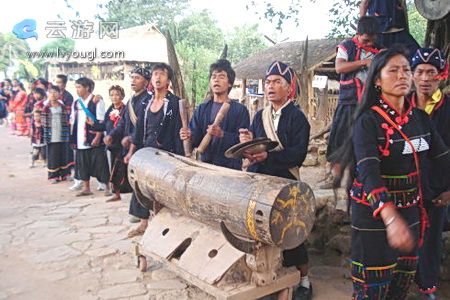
[47,24,168,81]
[234,38,340,81]
[234,38,341,132]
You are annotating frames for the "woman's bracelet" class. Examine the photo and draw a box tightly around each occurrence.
[385,216,397,227]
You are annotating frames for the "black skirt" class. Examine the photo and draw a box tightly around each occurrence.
[379,31,419,56]
[47,142,71,179]
[326,103,357,162]
[110,156,133,193]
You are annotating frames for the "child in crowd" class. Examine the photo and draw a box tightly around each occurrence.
[30,109,46,167]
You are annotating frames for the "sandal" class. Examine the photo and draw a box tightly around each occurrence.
[106,195,121,202]
[127,227,146,238]
[76,190,94,197]
[104,190,113,197]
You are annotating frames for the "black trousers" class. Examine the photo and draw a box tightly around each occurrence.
[75,147,110,183]
[129,193,150,220]
[282,243,308,267]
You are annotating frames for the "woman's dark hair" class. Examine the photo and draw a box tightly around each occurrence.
[330,46,411,190]
[18,82,25,91]
[109,85,125,99]
[35,77,49,90]
[209,59,235,93]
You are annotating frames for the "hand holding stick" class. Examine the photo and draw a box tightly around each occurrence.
[178,99,192,157]
[196,101,230,154]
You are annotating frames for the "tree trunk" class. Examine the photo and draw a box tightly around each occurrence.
[424,14,450,87]
[424,14,450,50]
[128,147,316,250]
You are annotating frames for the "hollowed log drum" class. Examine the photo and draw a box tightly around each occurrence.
[128,148,315,250]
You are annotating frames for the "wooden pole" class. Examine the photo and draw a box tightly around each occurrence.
[299,37,309,114]
[179,99,192,157]
[165,30,187,101]
[316,82,329,122]
[196,101,230,154]
[220,44,228,60]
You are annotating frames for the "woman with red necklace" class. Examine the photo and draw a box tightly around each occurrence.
[87,85,126,202]
[332,47,450,299]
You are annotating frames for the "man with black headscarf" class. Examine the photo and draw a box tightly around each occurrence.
[106,67,152,237]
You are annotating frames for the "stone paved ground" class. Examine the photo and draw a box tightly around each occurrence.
[0,126,214,300]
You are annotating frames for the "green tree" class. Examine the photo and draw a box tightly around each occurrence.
[175,42,217,104]
[40,38,75,53]
[173,10,225,104]
[328,0,427,43]
[246,1,305,31]
[173,10,224,53]
[0,33,33,79]
[248,0,427,43]
[327,0,360,38]
[32,38,76,80]
[407,2,427,46]
[226,24,268,63]
[96,0,190,30]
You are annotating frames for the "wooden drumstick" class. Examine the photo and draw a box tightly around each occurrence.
[196,101,230,154]
[178,99,192,157]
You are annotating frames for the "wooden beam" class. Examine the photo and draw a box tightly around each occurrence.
[308,53,337,71]
[264,35,276,45]
[314,67,337,73]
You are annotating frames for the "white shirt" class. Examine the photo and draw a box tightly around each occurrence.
[50,106,63,143]
[336,47,375,83]
[72,94,105,149]
[271,100,291,131]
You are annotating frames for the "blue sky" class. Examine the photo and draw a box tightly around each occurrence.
[1,0,333,50]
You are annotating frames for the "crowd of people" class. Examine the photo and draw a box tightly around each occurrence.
[0,1,449,299]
